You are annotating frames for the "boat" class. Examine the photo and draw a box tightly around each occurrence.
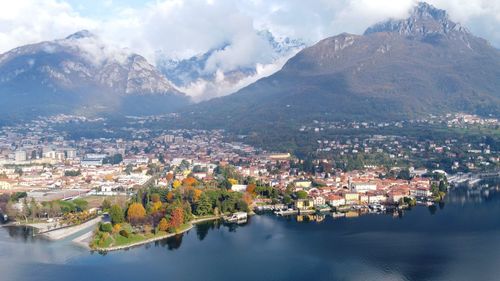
[332,212,345,219]
[224,212,248,223]
[274,208,298,216]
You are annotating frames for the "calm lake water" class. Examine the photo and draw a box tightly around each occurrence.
[1,184,500,281]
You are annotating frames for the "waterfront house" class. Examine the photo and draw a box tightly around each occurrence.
[327,195,346,207]
[312,196,326,206]
[296,198,314,210]
[344,192,360,205]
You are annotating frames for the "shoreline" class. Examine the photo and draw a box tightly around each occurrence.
[92,215,222,252]
[29,216,102,240]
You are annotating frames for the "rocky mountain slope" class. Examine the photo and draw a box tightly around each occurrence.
[0,30,190,119]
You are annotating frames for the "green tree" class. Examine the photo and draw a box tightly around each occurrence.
[195,193,212,216]
[295,190,308,199]
[109,205,124,225]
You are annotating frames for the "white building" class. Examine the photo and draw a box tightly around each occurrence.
[231,184,247,192]
[15,150,27,162]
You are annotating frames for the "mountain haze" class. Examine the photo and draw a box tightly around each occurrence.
[183,2,500,130]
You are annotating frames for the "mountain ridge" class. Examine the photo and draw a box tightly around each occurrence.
[178,2,500,131]
[0,31,190,119]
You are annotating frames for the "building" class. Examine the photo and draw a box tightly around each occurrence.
[0,180,14,190]
[295,199,314,210]
[344,193,360,205]
[231,184,247,192]
[164,135,175,143]
[352,182,377,193]
[327,195,346,207]
[15,150,27,162]
[312,196,325,206]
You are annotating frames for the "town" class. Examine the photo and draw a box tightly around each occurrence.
[0,113,497,249]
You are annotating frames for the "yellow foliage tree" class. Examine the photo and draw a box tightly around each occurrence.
[152,201,163,212]
[112,224,121,234]
[158,218,169,232]
[228,178,238,185]
[127,202,146,224]
[172,180,181,189]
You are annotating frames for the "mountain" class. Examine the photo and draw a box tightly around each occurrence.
[183,2,500,130]
[156,31,305,100]
[0,30,190,119]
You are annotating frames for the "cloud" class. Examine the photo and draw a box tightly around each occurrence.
[178,49,299,101]
[0,1,97,53]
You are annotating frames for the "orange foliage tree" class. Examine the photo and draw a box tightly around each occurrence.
[170,207,184,230]
[127,202,146,225]
[243,192,253,206]
[182,177,198,186]
[193,189,203,202]
[166,191,174,202]
[246,183,256,195]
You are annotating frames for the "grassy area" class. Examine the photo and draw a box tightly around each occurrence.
[91,223,192,250]
[83,195,129,209]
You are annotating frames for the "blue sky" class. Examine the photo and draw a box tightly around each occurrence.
[65,0,150,19]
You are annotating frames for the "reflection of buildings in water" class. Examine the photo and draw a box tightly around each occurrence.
[447,180,500,205]
[314,215,325,223]
[296,214,326,223]
[345,211,359,218]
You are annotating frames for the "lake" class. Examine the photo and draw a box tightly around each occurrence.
[1,184,499,281]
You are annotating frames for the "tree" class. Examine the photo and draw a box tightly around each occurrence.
[438,180,447,192]
[109,205,124,225]
[169,207,184,230]
[151,193,161,203]
[182,177,198,186]
[296,190,308,199]
[158,217,169,231]
[101,199,111,211]
[172,180,182,189]
[195,193,212,216]
[127,203,146,225]
[246,183,256,195]
[73,199,88,212]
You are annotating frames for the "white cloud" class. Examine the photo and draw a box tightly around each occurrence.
[0,1,97,53]
[178,49,299,101]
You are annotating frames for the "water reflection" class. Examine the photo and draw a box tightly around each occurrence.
[0,179,498,281]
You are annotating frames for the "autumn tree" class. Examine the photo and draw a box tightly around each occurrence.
[158,218,169,232]
[166,173,174,181]
[246,183,256,195]
[172,180,182,189]
[169,207,184,230]
[127,203,146,225]
[182,177,198,187]
[242,192,253,207]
